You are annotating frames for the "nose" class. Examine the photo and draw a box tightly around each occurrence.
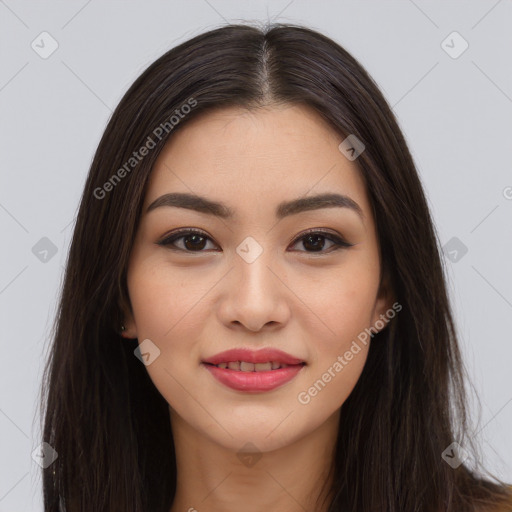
[217,245,291,333]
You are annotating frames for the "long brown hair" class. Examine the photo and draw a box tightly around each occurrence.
[39,22,512,511]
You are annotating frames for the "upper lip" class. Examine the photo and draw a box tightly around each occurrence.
[202,348,305,366]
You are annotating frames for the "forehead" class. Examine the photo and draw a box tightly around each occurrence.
[142,104,370,219]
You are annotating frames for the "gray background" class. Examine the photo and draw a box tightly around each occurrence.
[1,1,511,509]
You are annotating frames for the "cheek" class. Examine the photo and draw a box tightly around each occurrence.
[127,270,171,338]
[304,261,380,347]
[296,276,375,413]
[127,259,209,340]
[299,256,379,397]
[126,262,207,410]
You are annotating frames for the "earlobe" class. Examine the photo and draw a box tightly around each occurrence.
[118,296,137,339]
[120,317,138,339]
[119,319,137,339]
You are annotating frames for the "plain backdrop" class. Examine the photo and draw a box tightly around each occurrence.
[1,1,511,510]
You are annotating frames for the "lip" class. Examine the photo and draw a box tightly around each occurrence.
[203,363,305,392]
[201,347,306,393]
[202,348,305,366]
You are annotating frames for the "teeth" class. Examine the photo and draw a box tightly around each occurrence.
[215,361,290,371]
[255,362,272,371]
[240,361,255,372]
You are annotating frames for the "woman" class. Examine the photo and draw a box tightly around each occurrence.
[39,23,512,511]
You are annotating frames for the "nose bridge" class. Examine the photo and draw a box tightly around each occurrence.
[235,235,267,266]
[233,234,276,295]
[219,233,289,331]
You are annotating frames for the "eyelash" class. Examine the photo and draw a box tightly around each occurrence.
[157,228,354,254]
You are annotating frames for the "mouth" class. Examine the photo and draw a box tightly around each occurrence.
[202,360,306,392]
[202,347,306,367]
[201,348,306,392]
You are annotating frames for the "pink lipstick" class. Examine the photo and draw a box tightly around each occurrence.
[202,348,306,392]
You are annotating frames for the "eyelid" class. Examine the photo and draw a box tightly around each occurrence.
[157,228,216,246]
[292,227,353,247]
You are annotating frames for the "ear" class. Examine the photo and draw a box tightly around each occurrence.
[370,269,397,334]
[118,295,138,339]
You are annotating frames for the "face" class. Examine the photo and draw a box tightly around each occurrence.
[123,104,392,453]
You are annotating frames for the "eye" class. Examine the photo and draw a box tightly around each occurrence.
[157,228,218,252]
[289,229,354,253]
[157,228,353,254]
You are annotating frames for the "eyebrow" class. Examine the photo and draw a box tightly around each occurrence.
[146,192,364,221]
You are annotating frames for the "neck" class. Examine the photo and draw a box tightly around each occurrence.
[168,408,339,512]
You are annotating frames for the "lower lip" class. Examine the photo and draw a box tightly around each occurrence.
[202,363,305,392]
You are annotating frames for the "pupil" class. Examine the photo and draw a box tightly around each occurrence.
[185,234,206,250]
[303,234,324,252]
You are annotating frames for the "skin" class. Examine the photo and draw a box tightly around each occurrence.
[122,103,394,512]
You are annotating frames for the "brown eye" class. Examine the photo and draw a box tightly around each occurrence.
[289,230,353,253]
[157,229,218,252]
[157,228,353,254]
